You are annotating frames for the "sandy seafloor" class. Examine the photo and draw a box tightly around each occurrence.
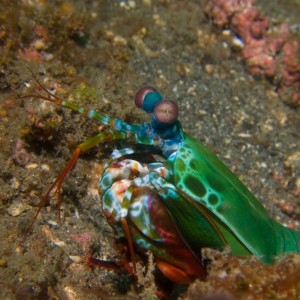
[0,0,300,299]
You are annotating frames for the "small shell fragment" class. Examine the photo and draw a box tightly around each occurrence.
[7,202,31,217]
[47,220,58,227]
[41,164,51,172]
[26,163,38,169]
[69,256,83,263]
[54,241,67,247]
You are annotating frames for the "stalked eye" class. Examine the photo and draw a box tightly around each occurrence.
[134,86,162,113]
[153,100,179,125]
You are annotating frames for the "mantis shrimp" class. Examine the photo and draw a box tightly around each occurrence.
[20,75,300,288]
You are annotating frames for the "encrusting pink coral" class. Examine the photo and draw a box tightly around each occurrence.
[205,0,300,106]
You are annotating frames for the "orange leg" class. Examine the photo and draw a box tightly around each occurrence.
[21,130,127,244]
[20,147,81,243]
[155,259,191,285]
[121,217,137,273]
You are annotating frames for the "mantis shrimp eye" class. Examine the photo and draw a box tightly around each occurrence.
[134,86,162,113]
[153,100,179,125]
